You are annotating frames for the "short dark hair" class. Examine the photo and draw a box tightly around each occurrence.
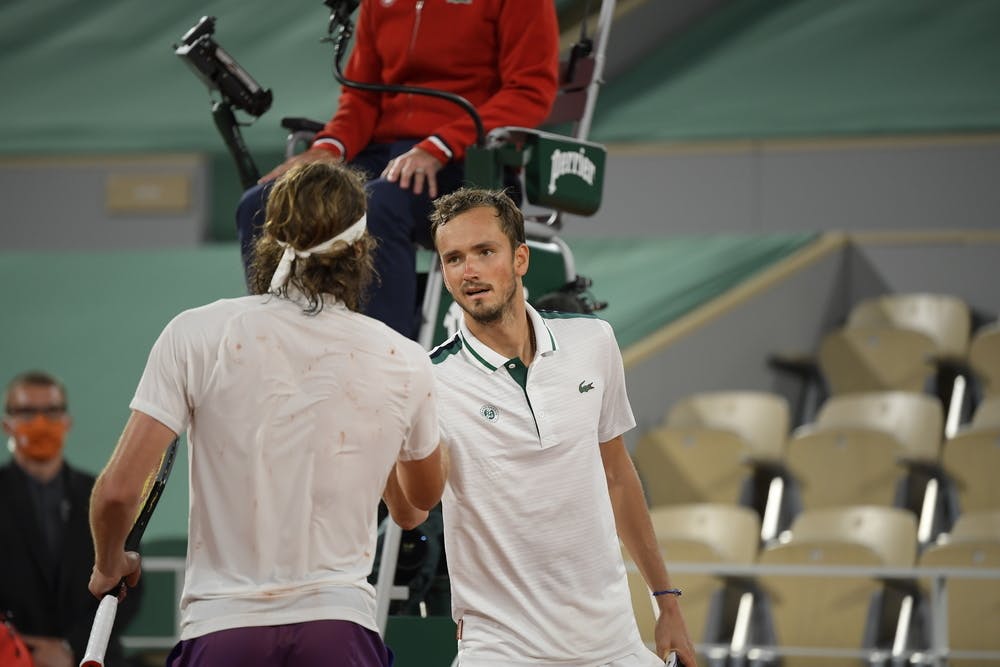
[429,188,525,252]
[249,161,378,314]
[4,371,67,413]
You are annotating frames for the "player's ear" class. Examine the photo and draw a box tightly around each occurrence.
[514,243,529,278]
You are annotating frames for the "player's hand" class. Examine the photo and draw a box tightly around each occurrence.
[20,635,74,667]
[258,146,342,184]
[88,551,142,599]
[655,596,698,667]
[382,147,444,198]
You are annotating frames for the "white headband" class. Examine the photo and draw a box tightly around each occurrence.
[269,214,368,292]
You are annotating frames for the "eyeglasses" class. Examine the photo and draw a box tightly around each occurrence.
[5,405,68,419]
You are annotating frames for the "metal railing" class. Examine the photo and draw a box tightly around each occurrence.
[125,558,1000,665]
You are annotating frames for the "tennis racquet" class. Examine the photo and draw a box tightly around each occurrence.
[80,437,179,667]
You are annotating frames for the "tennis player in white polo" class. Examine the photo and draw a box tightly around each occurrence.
[88,162,446,667]
[429,189,697,667]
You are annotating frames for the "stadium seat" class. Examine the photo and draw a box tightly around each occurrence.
[771,294,967,427]
[847,293,971,362]
[635,392,789,511]
[785,392,943,517]
[785,424,903,509]
[970,394,1000,428]
[751,506,918,667]
[818,325,937,395]
[969,322,1000,397]
[917,511,1000,665]
[941,396,1000,513]
[813,391,943,463]
[947,508,1000,540]
[849,293,973,411]
[635,425,749,506]
[665,392,790,463]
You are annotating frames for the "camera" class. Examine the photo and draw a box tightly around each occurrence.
[174,16,273,117]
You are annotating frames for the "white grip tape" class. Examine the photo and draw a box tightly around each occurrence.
[80,594,118,667]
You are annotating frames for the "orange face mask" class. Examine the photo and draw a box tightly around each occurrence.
[10,415,68,461]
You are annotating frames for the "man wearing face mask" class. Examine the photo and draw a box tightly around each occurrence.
[0,371,139,667]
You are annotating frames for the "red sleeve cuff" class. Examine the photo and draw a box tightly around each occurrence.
[311,137,346,159]
[417,136,454,165]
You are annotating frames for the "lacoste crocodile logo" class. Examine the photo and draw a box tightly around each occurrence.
[578,380,595,393]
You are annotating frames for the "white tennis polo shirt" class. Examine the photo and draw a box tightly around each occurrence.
[130,292,439,640]
[431,303,642,666]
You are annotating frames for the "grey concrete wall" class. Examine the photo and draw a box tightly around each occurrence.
[847,240,1000,320]
[0,155,209,250]
[555,136,1000,238]
[3,138,996,250]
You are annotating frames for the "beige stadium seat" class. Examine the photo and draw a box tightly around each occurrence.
[753,506,918,667]
[970,395,1000,429]
[635,427,750,506]
[650,503,762,564]
[942,395,1000,514]
[818,325,937,395]
[785,425,903,508]
[666,392,790,464]
[635,392,789,507]
[848,293,971,362]
[948,508,1000,540]
[786,391,944,513]
[942,405,1000,513]
[970,323,1000,397]
[918,518,1000,665]
[814,391,944,464]
[627,504,761,662]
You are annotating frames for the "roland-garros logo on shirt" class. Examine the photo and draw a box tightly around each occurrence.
[479,404,500,423]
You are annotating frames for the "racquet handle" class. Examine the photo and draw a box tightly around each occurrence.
[79,594,119,667]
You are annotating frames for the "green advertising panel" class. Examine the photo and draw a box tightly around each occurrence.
[524,133,606,216]
[465,130,606,217]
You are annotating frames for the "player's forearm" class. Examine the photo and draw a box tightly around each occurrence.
[602,438,673,592]
[608,470,673,593]
[89,474,140,574]
[383,465,429,530]
[396,444,447,511]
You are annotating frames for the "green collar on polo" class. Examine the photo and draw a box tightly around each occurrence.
[458,302,558,374]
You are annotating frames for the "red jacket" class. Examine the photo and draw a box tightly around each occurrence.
[312,0,559,164]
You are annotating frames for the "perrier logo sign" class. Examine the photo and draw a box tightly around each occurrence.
[525,133,606,216]
[548,148,597,194]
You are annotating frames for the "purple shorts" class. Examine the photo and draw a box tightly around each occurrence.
[166,620,394,667]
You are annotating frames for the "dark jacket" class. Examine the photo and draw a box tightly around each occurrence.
[0,460,140,666]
